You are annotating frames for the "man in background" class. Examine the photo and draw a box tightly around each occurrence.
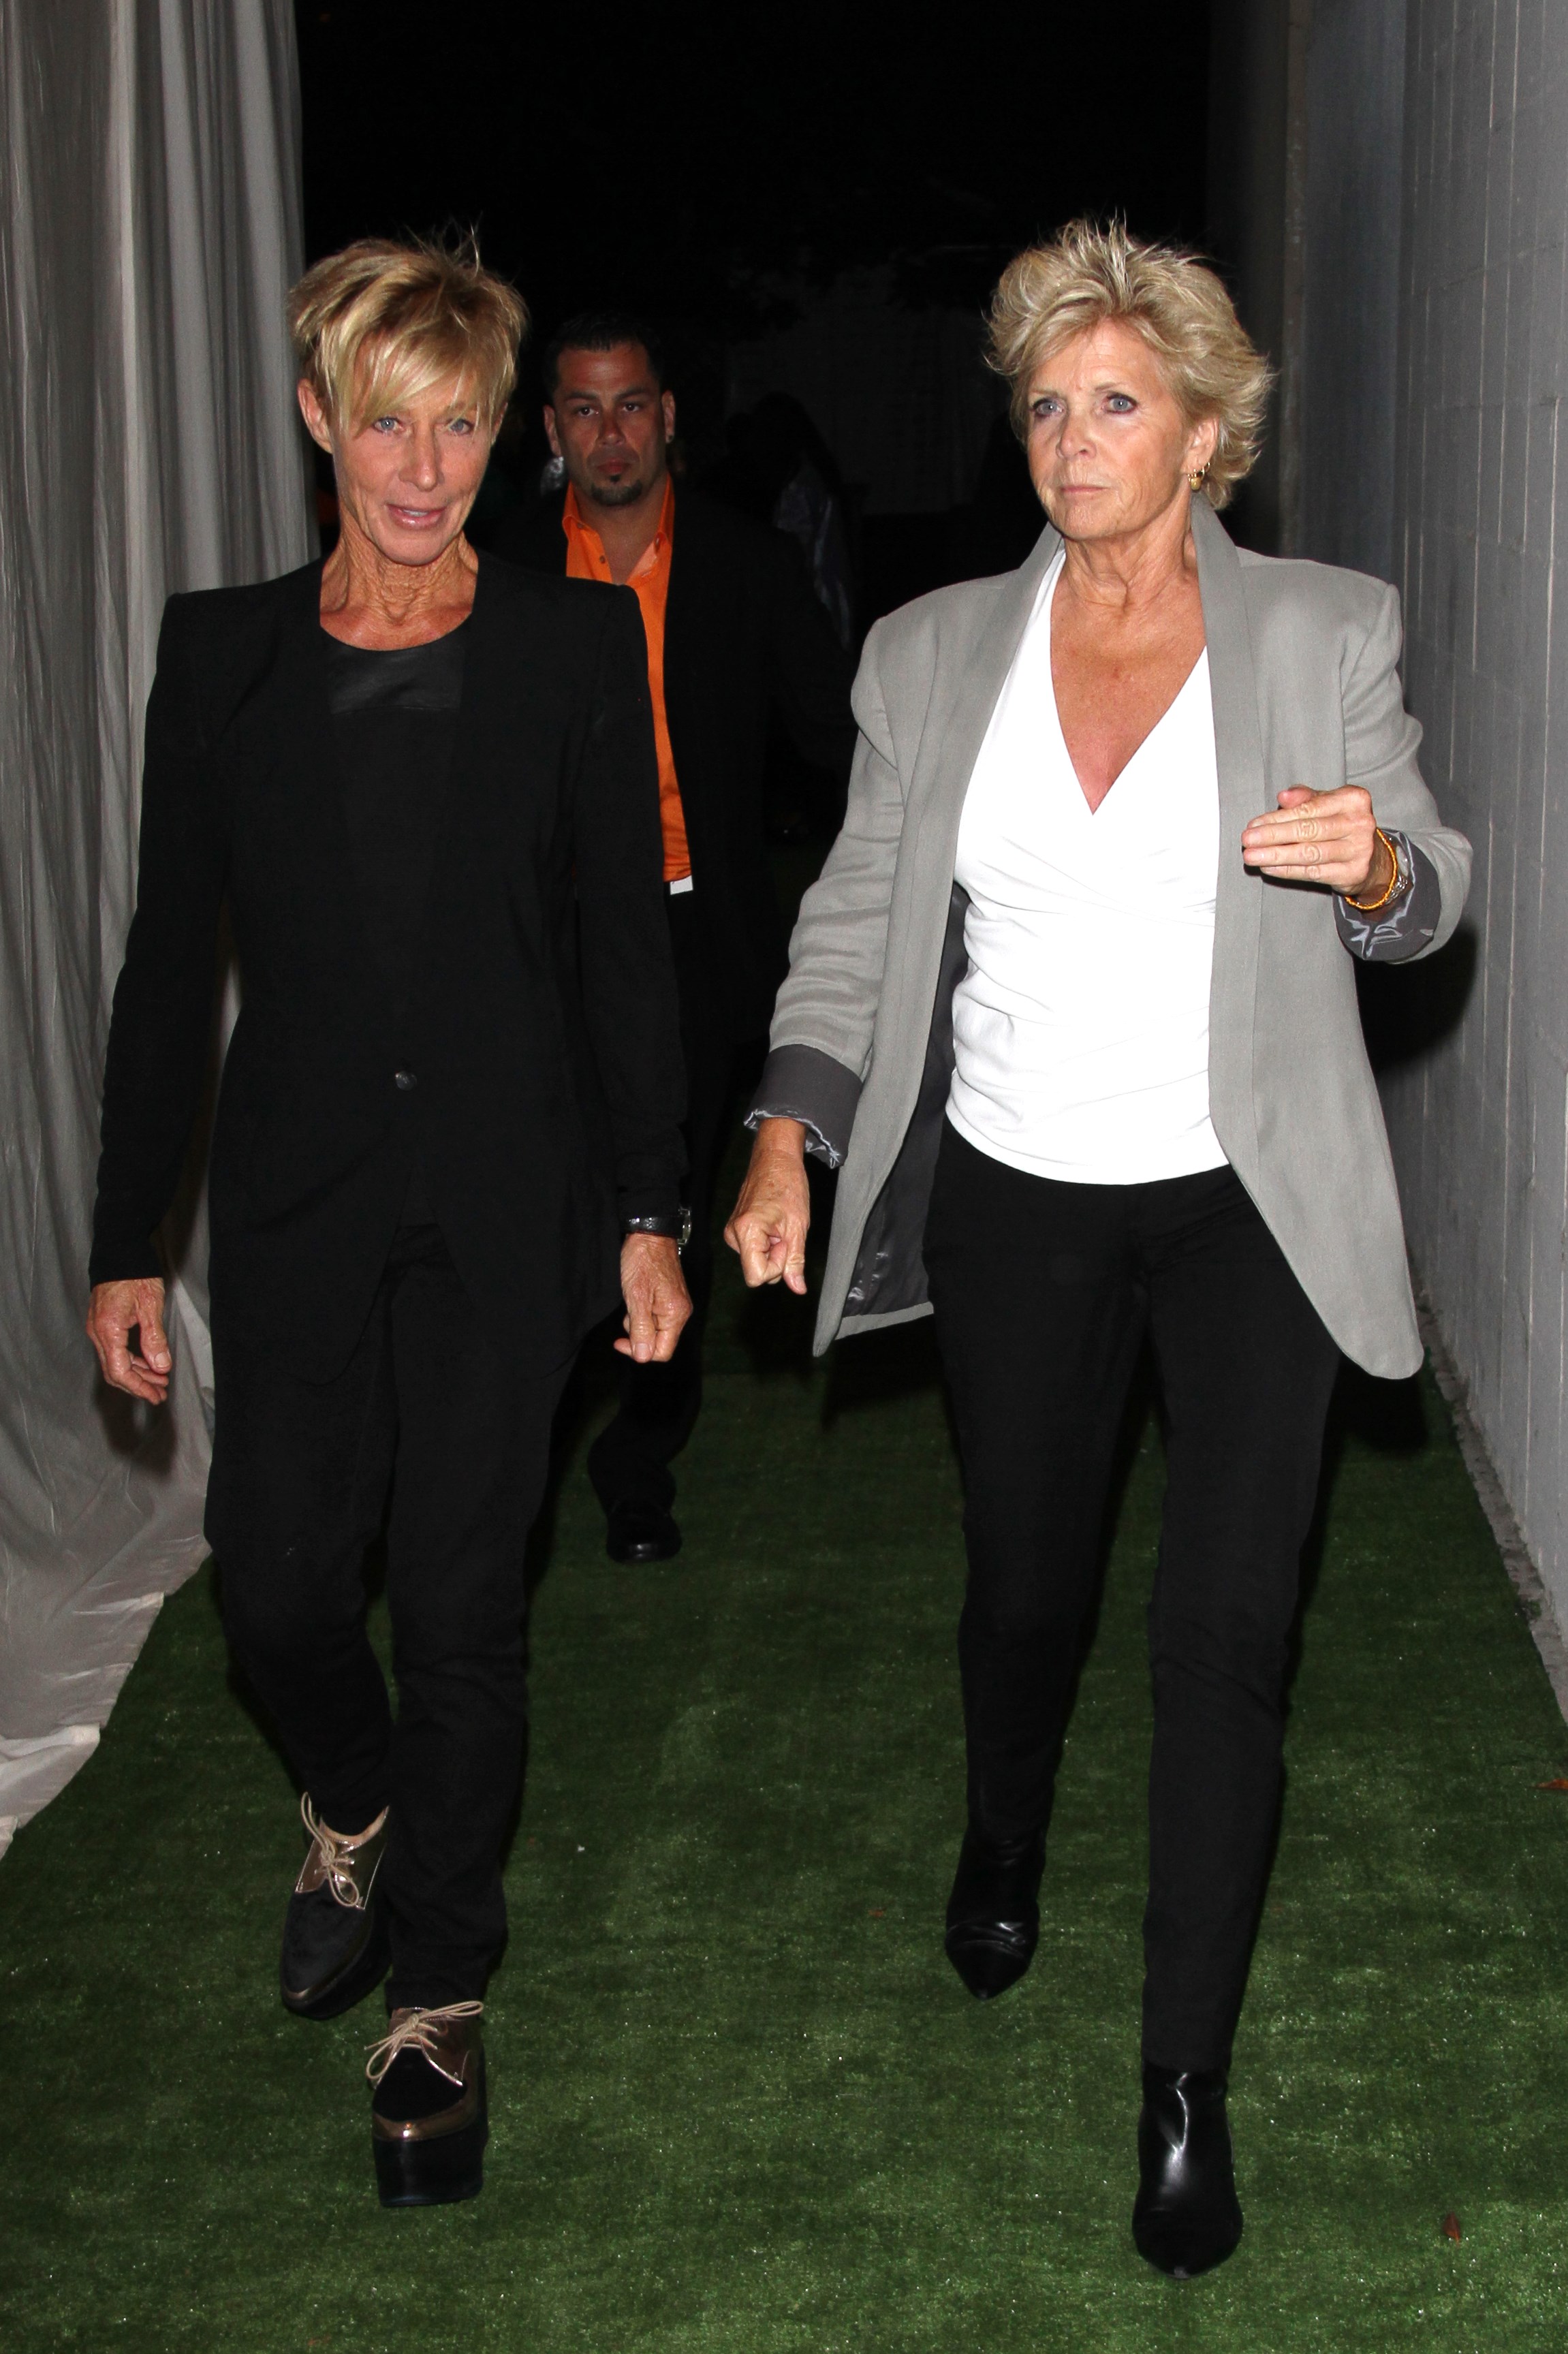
[497,313,855,1563]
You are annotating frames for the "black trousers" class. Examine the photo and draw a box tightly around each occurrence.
[587,892,753,1515]
[924,1123,1341,2072]
[206,1223,571,2009]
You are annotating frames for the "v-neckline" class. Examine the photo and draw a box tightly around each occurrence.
[1042,565,1208,818]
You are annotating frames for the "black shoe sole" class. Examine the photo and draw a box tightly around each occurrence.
[281,1904,392,2022]
[374,2114,488,2208]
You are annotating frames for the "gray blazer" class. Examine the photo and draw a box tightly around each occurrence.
[750,502,1471,1379]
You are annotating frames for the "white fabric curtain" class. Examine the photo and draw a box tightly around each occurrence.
[0,0,313,1852]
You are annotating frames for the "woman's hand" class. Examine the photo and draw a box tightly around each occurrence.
[87,1276,172,1404]
[615,1234,692,1362]
[1241,785,1390,898]
[724,1118,811,1295]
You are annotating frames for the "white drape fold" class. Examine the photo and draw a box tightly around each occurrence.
[0,0,313,1853]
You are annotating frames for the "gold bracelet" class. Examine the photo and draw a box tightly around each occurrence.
[1343,828,1402,913]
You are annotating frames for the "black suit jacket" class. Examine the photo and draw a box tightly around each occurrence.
[495,486,856,1038]
[91,554,685,1381]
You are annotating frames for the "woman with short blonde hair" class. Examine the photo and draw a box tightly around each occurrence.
[87,235,689,2207]
[289,234,527,434]
[729,219,1470,2278]
[986,217,1272,507]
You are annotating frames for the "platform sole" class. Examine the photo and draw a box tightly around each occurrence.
[373,2113,488,2208]
[281,1903,392,2022]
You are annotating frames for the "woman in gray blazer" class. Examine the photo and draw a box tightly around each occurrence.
[725,221,1470,2280]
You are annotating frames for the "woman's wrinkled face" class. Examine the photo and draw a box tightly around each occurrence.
[1023,319,1217,545]
[298,370,493,567]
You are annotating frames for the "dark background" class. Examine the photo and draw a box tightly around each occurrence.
[296,4,1212,335]
[295,1,1216,615]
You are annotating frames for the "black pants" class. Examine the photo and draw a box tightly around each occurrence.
[924,1123,1341,2072]
[206,1223,571,2009]
[588,892,753,1515]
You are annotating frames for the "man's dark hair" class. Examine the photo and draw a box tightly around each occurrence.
[542,311,667,401]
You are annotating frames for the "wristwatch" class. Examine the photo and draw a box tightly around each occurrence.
[623,1208,694,1253]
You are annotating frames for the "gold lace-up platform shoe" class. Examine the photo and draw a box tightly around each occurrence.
[279,1793,391,2020]
[367,2002,488,2207]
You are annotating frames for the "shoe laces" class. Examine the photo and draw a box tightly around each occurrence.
[300,1791,384,1907]
[365,2001,484,2086]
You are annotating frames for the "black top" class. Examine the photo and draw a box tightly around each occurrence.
[324,623,469,1224]
[91,556,685,1382]
[325,627,466,1042]
[495,486,856,1039]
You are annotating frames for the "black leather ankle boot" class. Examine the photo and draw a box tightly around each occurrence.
[1131,2063,1243,2278]
[943,1825,1046,2000]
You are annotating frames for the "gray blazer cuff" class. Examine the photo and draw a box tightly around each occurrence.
[1335,832,1441,962]
[745,1043,862,1169]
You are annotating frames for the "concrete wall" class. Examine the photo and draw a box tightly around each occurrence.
[1274,1,1568,1640]
[1299,0,1408,579]
[1376,3,1568,1628]
[1208,0,1309,552]
[1210,1,1568,1632]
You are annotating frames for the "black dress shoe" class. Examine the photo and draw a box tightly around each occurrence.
[606,1501,683,1563]
[1132,2064,1244,2279]
[368,2002,488,2208]
[280,1795,391,2020]
[943,1825,1046,2000]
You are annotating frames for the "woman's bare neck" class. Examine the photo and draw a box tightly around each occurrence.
[319,518,477,648]
[1056,499,1199,622]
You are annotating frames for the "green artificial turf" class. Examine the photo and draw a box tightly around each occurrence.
[5,1202,1568,2352]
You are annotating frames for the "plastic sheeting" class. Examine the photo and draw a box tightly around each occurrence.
[0,0,313,1853]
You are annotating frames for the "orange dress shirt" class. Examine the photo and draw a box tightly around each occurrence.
[562,477,691,885]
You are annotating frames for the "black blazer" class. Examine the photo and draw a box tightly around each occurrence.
[90,554,685,1382]
[496,486,856,1037]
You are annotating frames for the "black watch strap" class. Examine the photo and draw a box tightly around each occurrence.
[623,1208,693,1251]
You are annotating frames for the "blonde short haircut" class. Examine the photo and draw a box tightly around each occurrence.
[289,233,527,436]
[986,219,1272,509]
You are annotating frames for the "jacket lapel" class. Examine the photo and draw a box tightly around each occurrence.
[905,520,1062,862]
[443,549,499,802]
[851,524,1060,1195]
[661,489,695,758]
[661,486,724,776]
[420,554,509,971]
[1191,499,1265,1174]
[266,564,371,969]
